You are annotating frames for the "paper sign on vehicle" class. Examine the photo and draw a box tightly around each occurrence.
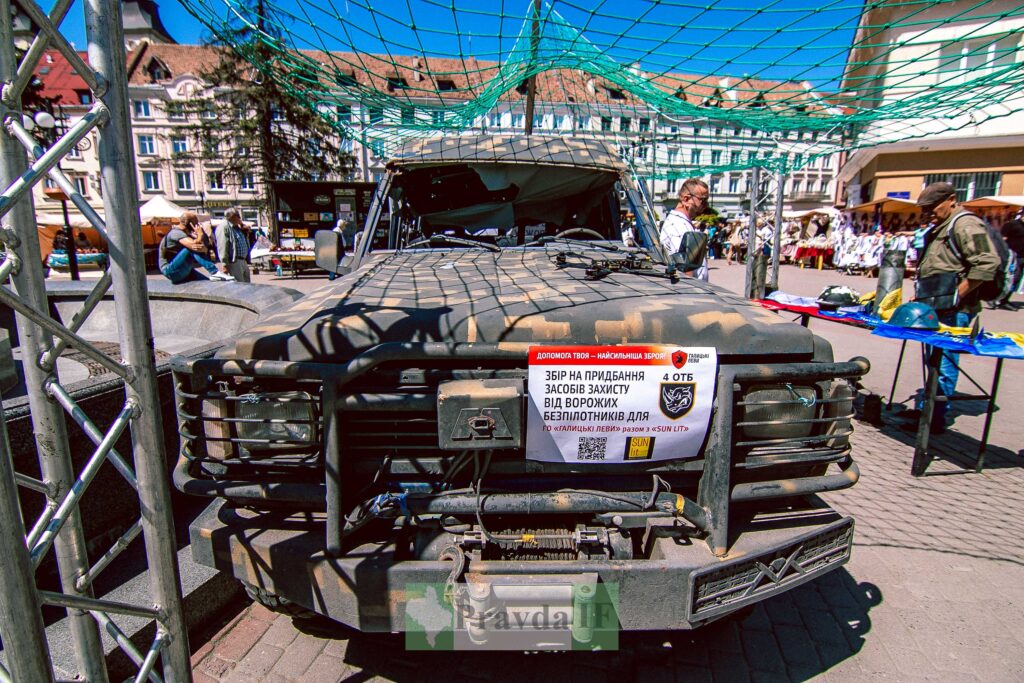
[525,345,717,464]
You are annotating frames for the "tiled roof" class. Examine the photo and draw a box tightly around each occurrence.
[44,41,830,114]
[31,50,92,106]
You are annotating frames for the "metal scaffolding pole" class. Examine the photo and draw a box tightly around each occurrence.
[744,165,761,298]
[0,0,191,678]
[84,0,191,678]
[0,2,109,680]
[0,410,53,682]
[769,171,786,292]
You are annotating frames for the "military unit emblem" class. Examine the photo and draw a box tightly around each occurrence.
[660,382,695,419]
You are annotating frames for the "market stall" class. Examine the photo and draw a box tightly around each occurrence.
[36,212,107,271]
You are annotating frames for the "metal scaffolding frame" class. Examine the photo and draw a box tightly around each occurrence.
[0,0,190,680]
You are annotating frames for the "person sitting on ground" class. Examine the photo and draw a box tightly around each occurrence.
[159,212,233,284]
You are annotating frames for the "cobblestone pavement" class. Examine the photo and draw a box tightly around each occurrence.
[190,419,1024,682]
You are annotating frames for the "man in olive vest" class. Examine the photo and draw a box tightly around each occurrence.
[914,181,1001,431]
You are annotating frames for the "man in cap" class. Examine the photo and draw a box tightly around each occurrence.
[914,181,1001,431]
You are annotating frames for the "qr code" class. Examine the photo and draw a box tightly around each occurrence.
[577,437,607,461]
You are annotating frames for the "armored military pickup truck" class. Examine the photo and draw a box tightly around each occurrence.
[173,135,868,647]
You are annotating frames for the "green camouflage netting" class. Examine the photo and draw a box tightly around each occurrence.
[180,0,1024,177]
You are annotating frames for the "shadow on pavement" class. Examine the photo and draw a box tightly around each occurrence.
[289,568,880,682]
[879,401,1022,473]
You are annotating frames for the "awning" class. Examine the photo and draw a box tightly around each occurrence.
[35,211,100,228]
[961,195,1024,210]
[782,208,836,220]
[847,197,920,214]
[139,195,187,222]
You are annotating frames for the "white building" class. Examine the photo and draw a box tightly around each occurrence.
[838,0,1024,206]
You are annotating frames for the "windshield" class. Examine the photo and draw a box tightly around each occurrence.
[353,161,664,259]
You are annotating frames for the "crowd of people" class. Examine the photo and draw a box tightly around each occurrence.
[656,179,1018,435]
[650,185,1024,314]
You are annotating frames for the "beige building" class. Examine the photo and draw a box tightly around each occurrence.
[838,0,1024,206]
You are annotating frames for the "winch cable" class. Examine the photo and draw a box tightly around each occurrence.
[471,451,575,545]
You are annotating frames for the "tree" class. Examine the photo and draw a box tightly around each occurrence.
[176,0,353,238]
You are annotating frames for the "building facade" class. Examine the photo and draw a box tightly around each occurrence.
[838,0,1024,206]
[26,0,844,228]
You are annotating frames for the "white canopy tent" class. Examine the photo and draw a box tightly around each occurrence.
[139,196,187,223]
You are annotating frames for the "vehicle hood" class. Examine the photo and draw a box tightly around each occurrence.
[227,249,815,361]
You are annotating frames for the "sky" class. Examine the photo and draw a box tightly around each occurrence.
[44,0,864,89]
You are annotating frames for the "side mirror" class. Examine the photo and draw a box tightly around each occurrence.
[314,230,351,276]
[671,231,708,273]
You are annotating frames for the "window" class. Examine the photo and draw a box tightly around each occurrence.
[600,116,612,132]
[924,172,1001,201]
[132,100,151,118]
[166,102,186,120]
[201,105,216,120]
[175,171,193,191]
[240,173,256,191]
[137,134,155,155]
[793,153,804,168]
[73,176,88,197]
[171,136,188,154]
[336,104,351,123]
[386,76,408,91]
[436,79,456,91]
[270,106,286,122]
[67,144,82,159]
[667,178,677,193]
[667,148,679,165]
[691,149,702,165]
[207,171,225,191]
[511,113,524,128]
[203,134,219,155]
[728,176,739,193]
[575,116,590,131]
[710,150,722,165]
[401,107,415,125]
[532,115,545,130]
[335,72,357,87]
[368,107,384,125]
[620,117,631,132]
[792,179,803,195]
[142,171,160,191]
[730,150,741,165]
[939,34,1020,83]
[639,118,650,132]
[606,87,626,100]
[693,125,702,136]
[77,91,92,105]
[709,177,720,193]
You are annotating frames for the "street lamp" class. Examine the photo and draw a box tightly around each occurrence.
[33,107,80,280]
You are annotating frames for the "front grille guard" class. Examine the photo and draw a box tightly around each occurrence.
[171,343,869,557]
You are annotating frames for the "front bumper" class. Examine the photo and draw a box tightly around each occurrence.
[191,496,854,632]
